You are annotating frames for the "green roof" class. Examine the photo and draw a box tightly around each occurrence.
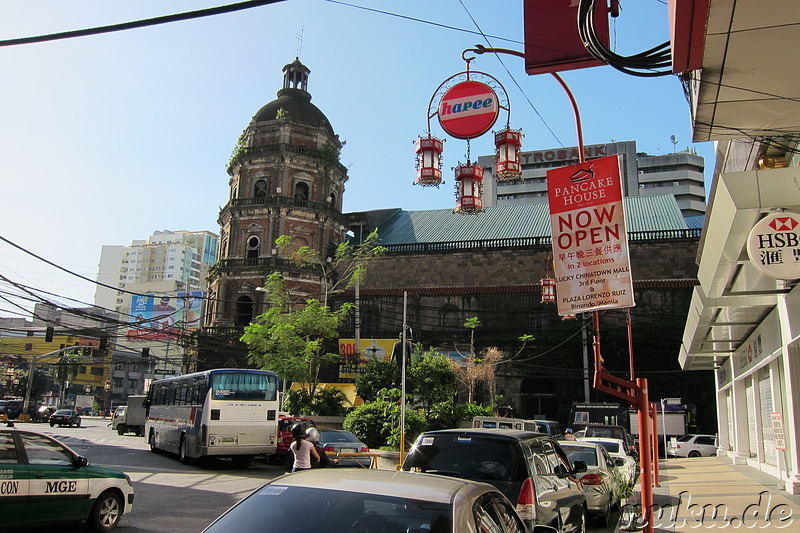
[372,195,688,246]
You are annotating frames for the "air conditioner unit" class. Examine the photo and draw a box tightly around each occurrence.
[639,184,645,189]
[673,181,680,186]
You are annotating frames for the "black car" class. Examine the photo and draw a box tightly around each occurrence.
[402,428,588,533]
[0,399,23,420]
[49,409,82,427]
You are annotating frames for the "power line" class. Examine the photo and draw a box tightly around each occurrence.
[0,0,287,47]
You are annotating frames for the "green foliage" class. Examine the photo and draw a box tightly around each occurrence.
[385,409,427,450]
[227,134,247,169]
[311,387,348,416]
[343,400,394,449]
[241,273,353,397]
[427,400,493,430]
[317,142,340,167]
[355,359,395,403]
[282,389,312,416]
[409,349,457,418]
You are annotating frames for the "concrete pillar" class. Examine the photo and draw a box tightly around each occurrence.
[777,293,800,494]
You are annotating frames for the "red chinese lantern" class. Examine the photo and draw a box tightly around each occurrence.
[494,127,523,181]
[454,163,484,214]
[540,277,556,303]
[415,135,445,187]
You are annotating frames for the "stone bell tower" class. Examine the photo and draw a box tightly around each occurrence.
[205,58,349,332]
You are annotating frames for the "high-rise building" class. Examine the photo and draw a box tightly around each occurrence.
[94,229,218,315]
[478,140,706,217]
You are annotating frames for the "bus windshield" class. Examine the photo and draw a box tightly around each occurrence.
[211,372,278,401]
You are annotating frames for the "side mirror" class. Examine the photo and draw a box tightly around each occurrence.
[572,460,587,474]
[615,458,626,467]
[74,455,89,468]
[553,464,569,478]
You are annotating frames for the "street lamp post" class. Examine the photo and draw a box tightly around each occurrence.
[104,378,111,418]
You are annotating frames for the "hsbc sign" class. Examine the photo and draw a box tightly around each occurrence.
[747,211,800,280]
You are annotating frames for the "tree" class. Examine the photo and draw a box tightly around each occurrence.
[274,228,384,304]
[54,351,80,409]
[409,349,457,420]
[241,273,353,398]
[355,359,395,403]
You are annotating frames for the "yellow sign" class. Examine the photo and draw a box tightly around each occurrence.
[338,339,396,380]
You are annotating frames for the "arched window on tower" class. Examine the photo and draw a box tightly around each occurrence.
[246,235,260,259]
[254,179,268,198]
[294,182,310,205]
[235,295,254,327]
[327,192,337,208]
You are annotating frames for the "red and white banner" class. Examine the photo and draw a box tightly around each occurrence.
[547,155,634,315]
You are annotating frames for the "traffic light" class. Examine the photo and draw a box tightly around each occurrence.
[45,326,53,342]
[99,337,108,351]
[142,347,150,358]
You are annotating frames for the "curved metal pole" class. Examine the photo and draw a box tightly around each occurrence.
[463,46,586,163]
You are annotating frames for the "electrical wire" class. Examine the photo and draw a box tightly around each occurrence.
[577,0,673,77]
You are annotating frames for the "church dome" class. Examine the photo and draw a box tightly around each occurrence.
[253,59,334,136]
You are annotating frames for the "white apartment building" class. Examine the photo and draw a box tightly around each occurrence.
[479,140,706,217]
[94,230,219,314]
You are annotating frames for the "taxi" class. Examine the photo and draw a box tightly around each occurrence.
[0,423,134,531]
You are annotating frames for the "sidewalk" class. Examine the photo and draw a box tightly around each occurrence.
[619,457,800,531]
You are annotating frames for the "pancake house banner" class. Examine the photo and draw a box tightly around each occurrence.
[546,154,635,315]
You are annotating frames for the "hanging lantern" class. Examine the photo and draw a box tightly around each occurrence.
[494,127,523,182]
[454,162,484,214]
[415,135,445,187]
[540,277,556,303]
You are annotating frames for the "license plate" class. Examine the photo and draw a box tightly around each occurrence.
[219,437,237,443]
[341,448,357,453]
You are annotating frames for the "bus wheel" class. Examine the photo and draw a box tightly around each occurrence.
[179,436,191,464]
[231,455,253,468]
[88,490,123,532]
[148,431,159,453]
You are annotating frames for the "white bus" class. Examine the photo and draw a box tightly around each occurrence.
[144,368,280,466]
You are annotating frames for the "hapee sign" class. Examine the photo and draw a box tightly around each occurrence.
[547,155,635,315]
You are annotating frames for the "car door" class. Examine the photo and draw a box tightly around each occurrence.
[19,432,90,525]
[0,430,30,529]
[695,436,717,456]
[539,439,585,532]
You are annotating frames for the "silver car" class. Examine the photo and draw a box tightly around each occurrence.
[203,468,540,533]
[561,441,627,525]
[318,429,372,468]
[666,434,718,457]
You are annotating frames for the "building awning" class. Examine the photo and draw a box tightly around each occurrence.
[289,382,362,407]
[680,166,800,370]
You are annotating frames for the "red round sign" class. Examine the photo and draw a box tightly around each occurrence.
[438,80,499,140]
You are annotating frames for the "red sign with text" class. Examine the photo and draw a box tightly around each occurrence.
[547,155,634,315]
[438,80,499,139]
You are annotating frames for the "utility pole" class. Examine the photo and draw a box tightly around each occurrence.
[21,346,81,420]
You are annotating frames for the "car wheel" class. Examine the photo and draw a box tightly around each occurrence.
[50,421,55,427]
[76,420,81,428]
[88,490,123,532]
[577,507,588,533]
[179,435,191,464]
[68,421,73,427]
[117,424,126,436]
[688,450,701,458]
[148,431,159,453]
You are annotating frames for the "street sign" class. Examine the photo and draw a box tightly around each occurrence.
[772,412,786,451]
[547,155,635,315]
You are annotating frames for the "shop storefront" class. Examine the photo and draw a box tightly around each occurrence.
[682,165,800,494]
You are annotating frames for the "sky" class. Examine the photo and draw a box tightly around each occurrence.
[0,0,715,318]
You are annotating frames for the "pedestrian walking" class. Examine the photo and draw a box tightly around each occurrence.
[289,423,319,472]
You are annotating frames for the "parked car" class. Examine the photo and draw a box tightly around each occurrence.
[203,468,534,533]
[317,429,371,468]
[0,425,134,531]
[402,428,587,533]
[579,437,638,485]
[49,409,82,427]
[666,434,718,457]
[583,425,636,455]
[561,441,628,525]
[532,420,563,437]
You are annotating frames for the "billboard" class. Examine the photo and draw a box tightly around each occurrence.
[338,339,396,380]
[127,291,203,340]
[547,155,634,315]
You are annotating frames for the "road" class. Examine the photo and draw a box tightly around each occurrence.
[20,418,618,532]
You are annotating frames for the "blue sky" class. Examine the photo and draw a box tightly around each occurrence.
[0,0,714,315]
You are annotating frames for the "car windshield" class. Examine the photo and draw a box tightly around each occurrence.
[54,410,72,415]
[587,440,619,454]
[561,445,599,467]
[320,431,359,443]
[204,485,453,533]
[403,434,528,482]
